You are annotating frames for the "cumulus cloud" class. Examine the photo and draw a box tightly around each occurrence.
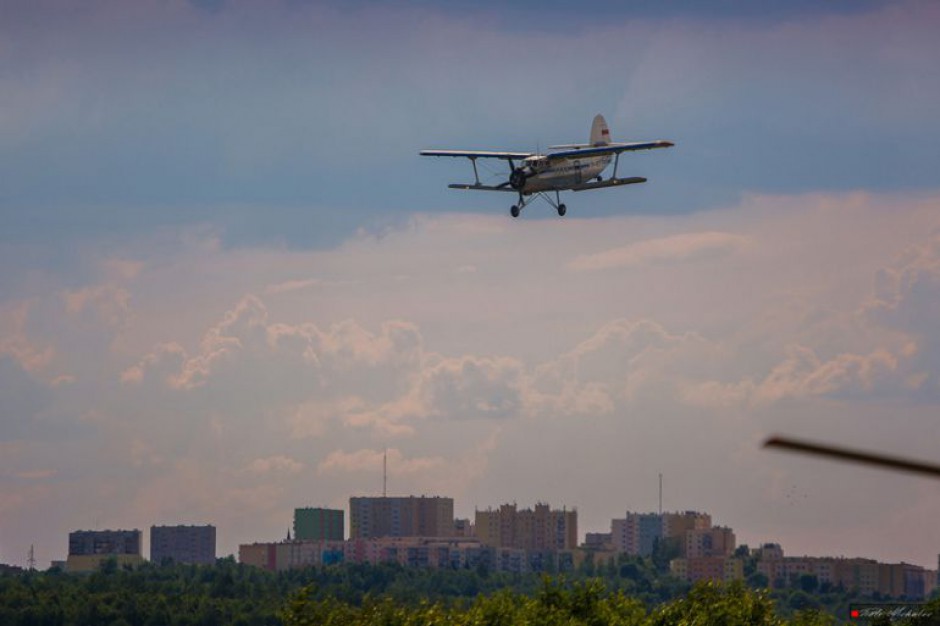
[680,345,901,410]
[62,283,131,327]
[568,232,750,272]
[6,190,940,568]
[867,235,940,335]
[317,448,444,476]
[120,342,186,385]
[243,455,304,476]
[0,357,50,442]
[264,278,321,295]
[0,301,55,375]
[418,355,526,420]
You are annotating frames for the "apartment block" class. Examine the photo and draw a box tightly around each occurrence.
[583,532,613,551]
[294,508,344,541]
[349,496,454,539]
[662,511,711,540]
[475,502,577,551]
[755,547,936,600]
[670,556,744,584]
[685,526,735,558]
[67,529,144,572]
[453,518,473,537]
[611,512,662,557]
[151,525,216,565]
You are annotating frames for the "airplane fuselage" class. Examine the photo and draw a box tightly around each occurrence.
[518,154,612,194]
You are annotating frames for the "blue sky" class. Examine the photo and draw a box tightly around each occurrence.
[3,0,937,247]
[2,0,940,570]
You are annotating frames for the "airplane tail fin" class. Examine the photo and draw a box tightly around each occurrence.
[590,114,611,146]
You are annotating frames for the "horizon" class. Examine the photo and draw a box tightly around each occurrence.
[2,0,939,571]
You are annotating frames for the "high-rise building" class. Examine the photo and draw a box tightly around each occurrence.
[294,508,344,541]
[150,525,216,565]
[67,529,143,572]
[349,496,454,539]
[69,529,141,556]
[474,503,577,551]
[685,526,735,558]
[662,511,711,540]
[611,512,663,557]
[453,518,473,537]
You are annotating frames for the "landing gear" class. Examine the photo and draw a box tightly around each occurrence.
[507,188,570,218]
[509,191,568,217]
[546,190,567,217]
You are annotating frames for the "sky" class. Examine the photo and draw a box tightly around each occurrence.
[2,0,940,569]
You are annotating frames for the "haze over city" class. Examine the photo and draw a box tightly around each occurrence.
[2,0,939,570]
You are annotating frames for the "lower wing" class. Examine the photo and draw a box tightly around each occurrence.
[571,176,646,192]
[447,183,516,192]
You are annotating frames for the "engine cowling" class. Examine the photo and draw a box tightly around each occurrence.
[509,167,529,191]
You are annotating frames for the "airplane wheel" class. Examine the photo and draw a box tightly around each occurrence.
[596,176,603,182]
[557,204,567,217]
[510,205,520,218]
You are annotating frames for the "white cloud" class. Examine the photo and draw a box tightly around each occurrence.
[0,301,55,375]
[568,231,750,272]
[317,448,444,476]
[62,283,131,327]
[5,190,940,567]
[264,278,321,295]
[243,455,304,476]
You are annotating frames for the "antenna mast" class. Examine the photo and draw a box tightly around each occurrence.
[27,544,36,571]
[658,473,663,515]
[383,448,387,498]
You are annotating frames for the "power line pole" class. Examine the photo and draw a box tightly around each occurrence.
[383,448,387,498]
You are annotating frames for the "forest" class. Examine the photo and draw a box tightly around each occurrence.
[1,557,937,625]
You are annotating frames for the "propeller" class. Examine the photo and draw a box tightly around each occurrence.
[498,149,545,190]
[764,435,940,479]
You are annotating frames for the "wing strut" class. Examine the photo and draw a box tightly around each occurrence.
[471,158,480,185]
[613,153,620,179]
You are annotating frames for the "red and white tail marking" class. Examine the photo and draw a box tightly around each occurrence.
[590,114,611,146]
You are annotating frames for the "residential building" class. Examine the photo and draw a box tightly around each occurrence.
[754,546,937,600]
[670,556,744,584]
[349,496,454,539]
[474,502,577,551]
[611,512,662,557]
[685,526,735,558]
[239,543,276,571]
[67,529,143,572]
[662,511,711,540]
[294,508,344,542]
[151,525,216,565]
[583,532,613,551]
[453,518,473,537]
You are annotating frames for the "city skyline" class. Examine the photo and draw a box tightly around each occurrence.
[2,0,939,571]
[20,494,938,576]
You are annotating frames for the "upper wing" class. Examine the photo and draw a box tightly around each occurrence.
[547,141,674,160]
[419,150,532,160]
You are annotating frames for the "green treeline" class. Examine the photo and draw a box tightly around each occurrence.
[1,558,937,626]
[281,578,836,626]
